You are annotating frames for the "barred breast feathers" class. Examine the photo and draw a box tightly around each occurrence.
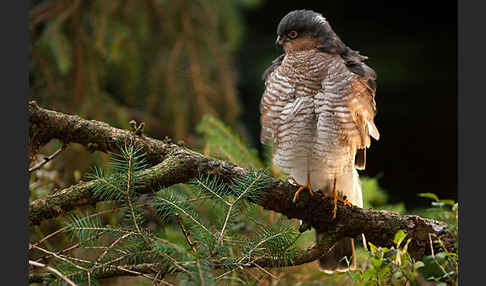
[260,50,379,183]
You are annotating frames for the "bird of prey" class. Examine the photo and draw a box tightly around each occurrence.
[259,9,379,273]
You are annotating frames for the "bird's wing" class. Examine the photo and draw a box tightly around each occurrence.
[348,63,379,169]
[260,54,292,145]
[260,57,316,180]
[319,58,379,170]
[262,54,285,81]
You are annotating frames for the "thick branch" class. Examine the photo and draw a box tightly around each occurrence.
[29,100,176,165]
[29,102,456,259]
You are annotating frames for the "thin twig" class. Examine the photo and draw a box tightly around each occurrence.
[213,204,232,255]
[125,147,150,246]
[29,144,67,173]
[31,204,144,250]
[213,172,262,256]
[176,215,205,283]
[176,215,195,251]
[35,234,104,263]
[96,232,134,262]
[214,268,239,281]
[195,178,230,206]
[253,263,278,280]
[176,195,213,204]
[196,260,206,286]
[428,233,435,257]
[31,226,67,250]
[30,260,78,286]
[30,244,89,272]
[158,197,213,236]
[241,232,287,264]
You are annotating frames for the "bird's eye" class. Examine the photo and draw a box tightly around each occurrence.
[287,30,298,39]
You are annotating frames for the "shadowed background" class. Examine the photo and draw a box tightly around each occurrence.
[29,0,457,211]
[236,1,457,209]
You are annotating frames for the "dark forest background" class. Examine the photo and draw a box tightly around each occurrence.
[237,1,457,209]
[29,0,457,211]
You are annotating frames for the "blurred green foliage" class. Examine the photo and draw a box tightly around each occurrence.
[197,115,263,169]
[29,0,250,142]
[361,177,406,214]
[349,195,458,286]
[29,0,260,188]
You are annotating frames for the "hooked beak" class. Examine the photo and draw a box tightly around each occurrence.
[275,35,285,46]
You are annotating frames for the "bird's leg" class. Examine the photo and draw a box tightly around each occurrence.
[291,169,314,203]
[324,177,353,219]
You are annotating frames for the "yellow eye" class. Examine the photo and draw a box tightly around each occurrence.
[287,30,298,39]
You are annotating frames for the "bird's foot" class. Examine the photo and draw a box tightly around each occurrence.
[289,176,314,203]
[324,183,352,219]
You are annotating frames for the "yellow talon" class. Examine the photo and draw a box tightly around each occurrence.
[289,171,314,203]
[324,178,352,219]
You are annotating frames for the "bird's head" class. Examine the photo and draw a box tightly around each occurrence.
[276,9,345,54]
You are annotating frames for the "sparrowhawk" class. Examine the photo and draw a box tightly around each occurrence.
[260,9,380,273]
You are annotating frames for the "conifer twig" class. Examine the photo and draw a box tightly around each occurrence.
[124,147,150,245]
[253,263,278,280]
[176,215,205,284]
[214,268,238,281]
[195,178,230,206]
[31,203,147,252]
[30,244,89,272]
[95,232,134,263]
[157,197,213,237]
[176,215,196,251]
[213,172,262,256]
[29,144,67,173]
[29,260,78,286]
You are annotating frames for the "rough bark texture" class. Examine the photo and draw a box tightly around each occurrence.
[28,101,456,260]
[29,101,174,164]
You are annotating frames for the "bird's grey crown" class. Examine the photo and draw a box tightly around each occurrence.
[275,9,347,55]
[276,9,327,37]
[269,9,372,79]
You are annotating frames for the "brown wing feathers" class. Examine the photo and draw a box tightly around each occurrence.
[346,62,379,170]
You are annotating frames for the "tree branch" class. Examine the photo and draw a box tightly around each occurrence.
[29,236,337,284]
[28,102,456,260]
[29,100,175,165]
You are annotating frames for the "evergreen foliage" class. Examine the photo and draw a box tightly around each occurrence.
[29,116,458,285]
[29,0,246,142]
[30,138,298,285]
[197,115,263,169]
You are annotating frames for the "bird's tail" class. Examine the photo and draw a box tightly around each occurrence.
[317,233,356,273]
[316,169,362,273]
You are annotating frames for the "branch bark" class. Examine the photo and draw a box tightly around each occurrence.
[28,101,456,260]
